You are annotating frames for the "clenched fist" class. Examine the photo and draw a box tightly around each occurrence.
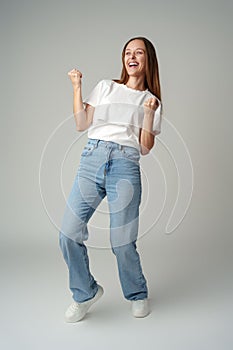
[144,98,159,111]
[68,68,83,89]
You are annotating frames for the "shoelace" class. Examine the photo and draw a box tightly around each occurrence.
[70,302,80,311]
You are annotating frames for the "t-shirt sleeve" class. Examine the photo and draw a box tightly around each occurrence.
[83,80,104,107]
[152,101,162,136]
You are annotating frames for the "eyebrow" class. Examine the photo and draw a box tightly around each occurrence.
[125,48,145,51]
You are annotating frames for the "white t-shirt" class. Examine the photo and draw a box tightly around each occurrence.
[83,79,162,150]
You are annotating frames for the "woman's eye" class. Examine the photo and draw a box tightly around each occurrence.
[136,50,143,55]
[125,52,131,55]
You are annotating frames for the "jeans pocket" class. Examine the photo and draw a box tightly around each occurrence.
[121,147,140,162]
[81,143,96,157]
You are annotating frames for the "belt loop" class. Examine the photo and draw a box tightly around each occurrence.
[96,139,100,148]
[119,144,122,150]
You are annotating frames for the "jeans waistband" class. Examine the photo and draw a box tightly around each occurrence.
[87,138,138,152]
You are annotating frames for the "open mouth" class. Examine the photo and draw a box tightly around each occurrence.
[128,62,139,67]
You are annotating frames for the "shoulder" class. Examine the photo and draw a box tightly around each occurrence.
[93,79,114,92]
[96,79,114,87]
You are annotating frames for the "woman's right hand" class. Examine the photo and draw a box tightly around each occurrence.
[68,68,82,89]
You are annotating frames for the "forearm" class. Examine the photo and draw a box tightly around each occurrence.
[73,87,88,131]
[140,112,155,155]
[73,87,84,114]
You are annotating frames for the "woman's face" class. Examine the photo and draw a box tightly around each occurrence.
[124,39,147,78]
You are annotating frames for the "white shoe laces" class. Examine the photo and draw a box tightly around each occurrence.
[70,302,80,311]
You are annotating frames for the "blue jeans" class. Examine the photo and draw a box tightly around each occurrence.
[59,139,148,302]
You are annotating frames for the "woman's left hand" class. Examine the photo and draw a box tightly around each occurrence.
[144,98,159,111]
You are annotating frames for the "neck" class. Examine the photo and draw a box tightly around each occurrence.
[125,76,146,91]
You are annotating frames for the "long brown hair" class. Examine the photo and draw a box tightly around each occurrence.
[115,37,162,103]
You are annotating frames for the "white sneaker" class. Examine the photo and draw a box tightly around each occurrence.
[131,299,150,318]
[65,285,104,323]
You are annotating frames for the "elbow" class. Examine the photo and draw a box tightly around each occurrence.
[140,144,153,155]
[139,131,155,155]
[74,109,89,131]
[76,125,86,132]
[75,120,89,131]
[140,139,155,155]
[140,148,150,156]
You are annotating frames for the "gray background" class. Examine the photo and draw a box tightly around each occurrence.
[1,0,233,349]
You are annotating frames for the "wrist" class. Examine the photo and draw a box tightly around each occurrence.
[73,85,82,93]
[144,111,154,119]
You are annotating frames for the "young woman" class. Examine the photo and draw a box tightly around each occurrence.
[59,37,162,322]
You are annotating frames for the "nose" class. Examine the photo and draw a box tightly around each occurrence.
[130,52,136,59]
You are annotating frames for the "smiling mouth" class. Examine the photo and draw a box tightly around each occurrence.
[128,62,139,67]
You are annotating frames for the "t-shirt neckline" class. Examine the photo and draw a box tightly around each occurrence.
[112,80,148,93]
